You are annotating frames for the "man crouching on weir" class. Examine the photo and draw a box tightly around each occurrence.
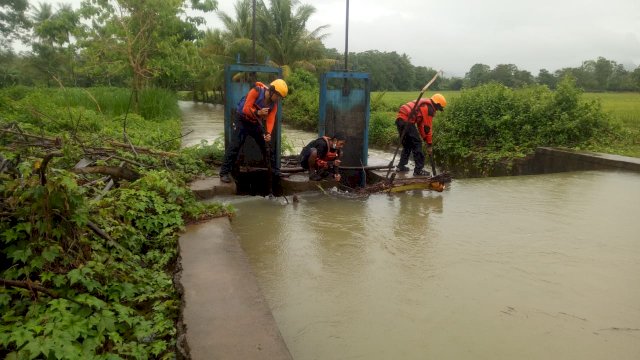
[300,133,346,181]
[219,79,288,183]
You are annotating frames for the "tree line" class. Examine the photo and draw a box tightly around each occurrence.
[1,0,639,98]
[460,58,640,92]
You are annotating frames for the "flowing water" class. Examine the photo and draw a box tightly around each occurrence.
[179,101,226,148]
[230,171,640,360]
[180,101,640,359]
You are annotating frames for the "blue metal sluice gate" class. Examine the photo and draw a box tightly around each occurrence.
[319,71,371,168]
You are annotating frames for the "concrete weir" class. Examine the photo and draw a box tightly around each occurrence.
[534,147,640,173]
[446,146,640,178]
[177,218,293,360]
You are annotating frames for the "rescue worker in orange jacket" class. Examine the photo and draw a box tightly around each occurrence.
[300,132,346,181]
[395,93,446,176]
[220,79,288,183]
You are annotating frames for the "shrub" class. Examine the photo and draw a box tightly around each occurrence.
[434,76,612,163]
[282,69,320,131]
[0,87,231,358]
[368,111,398,149]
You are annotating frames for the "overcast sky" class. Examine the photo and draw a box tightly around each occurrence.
[41,0,640,77]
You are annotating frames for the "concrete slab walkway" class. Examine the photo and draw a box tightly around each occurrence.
[178,218,292,360]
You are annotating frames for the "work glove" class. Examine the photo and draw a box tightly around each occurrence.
[316,159,329,169]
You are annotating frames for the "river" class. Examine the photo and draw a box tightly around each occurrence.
[180,101,640,359]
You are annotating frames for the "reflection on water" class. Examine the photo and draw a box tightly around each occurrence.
[230,171,640,360]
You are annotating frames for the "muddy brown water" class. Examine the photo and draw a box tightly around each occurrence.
[230,172,640,360]
[181,102,640,359]
[179,101,226,148]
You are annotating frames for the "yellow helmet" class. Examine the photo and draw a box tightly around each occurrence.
[431,93,447,110]
[270,79,288,98]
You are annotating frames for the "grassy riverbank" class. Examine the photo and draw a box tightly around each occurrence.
[1,87,229,359]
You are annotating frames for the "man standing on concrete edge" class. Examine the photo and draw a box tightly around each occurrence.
[219,79,288,183]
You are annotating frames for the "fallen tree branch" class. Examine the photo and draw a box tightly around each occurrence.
[156,129,194,147]
[362,172,452,194]
[1,128,60,144]
[87,220,113,241]
[39,151,64,185]
[107,140,178,157]
[85,152,149,168]
[242,164,394,174]
[123,134,139,157]
[81,176,110,187]
[73,165,140,181]
[1,278,60,299]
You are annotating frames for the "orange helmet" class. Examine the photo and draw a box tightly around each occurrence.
[431,93,447,110]
[270,79,288,98]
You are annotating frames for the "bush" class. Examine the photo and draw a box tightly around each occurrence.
[138,88,180,120]
[0,166,229,359]
[2,85,33,100]
[282,69,320,131]
[368,111,398,149]
[0,87,231,358]
[434,76,612,163]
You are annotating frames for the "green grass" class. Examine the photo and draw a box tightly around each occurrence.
[581,92,640,157]
[3,86,180,121]
[583,92,640,129]
[1,86,182,151]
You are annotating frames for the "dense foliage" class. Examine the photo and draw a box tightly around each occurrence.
[1,87,230,358]
[278,69,636,160]
[434,77,614,163]
[281,68,320,131]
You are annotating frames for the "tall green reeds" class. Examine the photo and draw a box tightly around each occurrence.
[1,86,179,121]
[0,86,181,150]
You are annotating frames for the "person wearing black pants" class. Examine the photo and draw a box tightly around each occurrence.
[219,117,278,178]
[394,94,447,176]
[219,79,288,183]
[395,119,426,175]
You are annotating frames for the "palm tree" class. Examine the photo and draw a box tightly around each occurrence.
[218,0,334,74]
[256,0,330,72]
[217,0,270,64]
[217,0,253,41]
[194,29,228,101]
[30,2,57,86]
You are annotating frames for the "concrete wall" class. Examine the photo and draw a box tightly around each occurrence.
[443,147,640,178]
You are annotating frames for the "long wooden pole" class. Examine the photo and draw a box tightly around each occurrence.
[385,70,442,179]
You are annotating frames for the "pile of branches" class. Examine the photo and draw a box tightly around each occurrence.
[1,122,180,186]
[323,172,453,200]
[363,172,453,194]
[1,121,227,359]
